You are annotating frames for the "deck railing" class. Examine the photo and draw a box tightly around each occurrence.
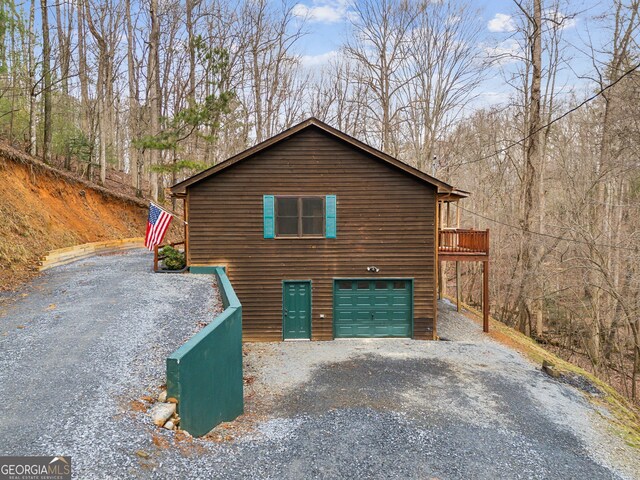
[438,228,489,256]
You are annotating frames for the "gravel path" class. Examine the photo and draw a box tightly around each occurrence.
[0,250,220,478]
[1,255,638,479]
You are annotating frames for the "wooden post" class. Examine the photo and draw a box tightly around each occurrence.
[483,260,489,333]
[154,244,159,272]
[183,196,189,265]
[456,261,461,312]
[435,200,440,300]
[446,202,451,228]
[439,202,447,298]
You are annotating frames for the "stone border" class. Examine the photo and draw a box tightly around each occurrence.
[39,238,145,271]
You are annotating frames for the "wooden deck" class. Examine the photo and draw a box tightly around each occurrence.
[438,228,489,261]
[437,228,490,333]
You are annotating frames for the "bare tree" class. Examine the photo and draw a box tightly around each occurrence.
[54,0,73,96]
[147,0,161,200]
[241,0,306,142]
[27,0,36,156]
[125,0,141,196]
[40,0,52,163]
[83,0,110,185]
[343,0,421,155]
[398,0,485,173]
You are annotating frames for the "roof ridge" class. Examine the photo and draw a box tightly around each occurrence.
[170,118,455,195]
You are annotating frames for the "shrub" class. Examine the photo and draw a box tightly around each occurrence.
[161,246,186,270]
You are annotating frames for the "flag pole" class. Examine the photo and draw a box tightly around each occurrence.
[150,201,188,225]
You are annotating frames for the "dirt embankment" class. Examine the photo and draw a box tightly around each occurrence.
[0,143,148,290]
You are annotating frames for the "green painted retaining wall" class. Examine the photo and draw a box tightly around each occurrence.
[166,267,243,437]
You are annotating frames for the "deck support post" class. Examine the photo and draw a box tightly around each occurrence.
[183,197,189,264]
[456,261,461,312]
[482,260,489,333]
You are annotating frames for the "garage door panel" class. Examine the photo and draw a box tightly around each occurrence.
[373,295,392,307]
[334,294,356,308]
[354,295,374,306]
[392,296,410,307]
[334,279,412,338]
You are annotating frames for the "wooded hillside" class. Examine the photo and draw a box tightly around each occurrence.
[0,142,147,290]
[0,0,638,403]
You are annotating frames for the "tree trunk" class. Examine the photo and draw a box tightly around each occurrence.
[40,0,52,163]
[148,0,161,201]
[55,0,72,95]
[27,0,36,156]
[518,0,542,336]
[125,0,141,196]
[76,0,91,178]
[83,0,108,185]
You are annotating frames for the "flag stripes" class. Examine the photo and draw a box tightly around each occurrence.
[145,203,173,251]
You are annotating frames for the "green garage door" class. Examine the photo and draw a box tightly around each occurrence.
[334,279,412,338]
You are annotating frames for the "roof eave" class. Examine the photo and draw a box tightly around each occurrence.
[169,118,456,194]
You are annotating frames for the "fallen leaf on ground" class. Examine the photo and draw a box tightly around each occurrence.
[46,304,56,310]
[130,400,147,412]
[152,434,170,449]
[135,450,150,459]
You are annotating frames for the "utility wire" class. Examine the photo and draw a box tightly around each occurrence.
[457,62,640,166]
[456,204,639,252]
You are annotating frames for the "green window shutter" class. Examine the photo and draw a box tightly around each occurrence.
[326,195,337,238]
[263,195,275,238]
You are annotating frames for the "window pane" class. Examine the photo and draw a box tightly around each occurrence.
[302,216,323,236]
[338,281,352,290]
[393,281,406,290]
[277,216,298,235]
[276,197,298,217]
[302,197,324,217]
[357,281,369,290]
[375,281,388,290]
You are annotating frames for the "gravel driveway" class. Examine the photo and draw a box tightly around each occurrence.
[0,251,220,477]
[1,254,638,479]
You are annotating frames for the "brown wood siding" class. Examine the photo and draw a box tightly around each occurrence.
[187,127,437,341]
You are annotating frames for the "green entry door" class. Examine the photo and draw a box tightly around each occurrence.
[334,279,412,338]
[283,281,311,339]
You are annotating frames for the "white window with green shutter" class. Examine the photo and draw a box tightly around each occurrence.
[263,195,336,238]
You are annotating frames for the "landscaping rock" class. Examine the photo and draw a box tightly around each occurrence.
[157,391,167,403]
[542,360,560,378]
[150,402,176,426]
[164,421,175,430]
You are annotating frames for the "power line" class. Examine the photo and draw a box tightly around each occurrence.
[456,62,640,167]
[457,204,639,252]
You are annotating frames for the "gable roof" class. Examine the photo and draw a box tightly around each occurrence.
[170,117,455,196]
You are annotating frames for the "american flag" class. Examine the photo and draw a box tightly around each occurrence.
[145,203,173,251]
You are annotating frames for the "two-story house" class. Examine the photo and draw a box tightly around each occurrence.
[170,118,489,341]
